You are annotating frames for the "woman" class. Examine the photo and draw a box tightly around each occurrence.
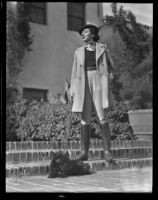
[70,24,115,162]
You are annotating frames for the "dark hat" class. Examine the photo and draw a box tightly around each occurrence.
[78,24,99,35]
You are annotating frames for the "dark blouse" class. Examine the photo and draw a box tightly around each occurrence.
[85,48,97,71]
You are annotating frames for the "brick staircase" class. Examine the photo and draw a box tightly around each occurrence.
[6,140,152,177]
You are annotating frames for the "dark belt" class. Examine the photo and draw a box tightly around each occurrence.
[85,67,97,71]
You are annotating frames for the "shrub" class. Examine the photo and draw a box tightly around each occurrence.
[16,100,73,141]
[6,98,136,141]
[107,100,137,140]
[6,98,81,141]
[6,98,27,141]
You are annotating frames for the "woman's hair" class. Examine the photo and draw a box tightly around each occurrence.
[89,28,100,42]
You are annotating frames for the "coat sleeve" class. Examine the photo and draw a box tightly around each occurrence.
[105,47,115,72]
[70,52,77,97]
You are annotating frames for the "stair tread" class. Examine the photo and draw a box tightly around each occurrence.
[6,146,152,153]
[6,157,152,168]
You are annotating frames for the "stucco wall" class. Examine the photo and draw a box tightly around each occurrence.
[18,3,103,99]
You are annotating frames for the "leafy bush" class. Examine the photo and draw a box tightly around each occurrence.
[90,100,136,140]
[107,100,136,140]
[6,99,80,141]
[16,100,73,141]
[6,98,136,141]
[6,98,27,141]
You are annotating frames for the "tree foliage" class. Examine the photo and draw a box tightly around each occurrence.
[99,25,134,102]
[102,3,152,109]
[104,3,151,64]
[6,2,32,93]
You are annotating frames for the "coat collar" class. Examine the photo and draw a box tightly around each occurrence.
[75,42,107,66]
[96,42,107,62]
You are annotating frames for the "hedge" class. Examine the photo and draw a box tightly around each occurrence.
[6,98,136,141]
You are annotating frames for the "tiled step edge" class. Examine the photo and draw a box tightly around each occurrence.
[6,158,152,178]
[6,140,152,151]
[6,148,153,164]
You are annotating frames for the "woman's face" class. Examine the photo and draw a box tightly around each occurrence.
[81,28,93,43]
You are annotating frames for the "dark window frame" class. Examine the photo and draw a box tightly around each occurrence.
[23,87,48,101]
[67,3,86,32]
[28,2,47,25]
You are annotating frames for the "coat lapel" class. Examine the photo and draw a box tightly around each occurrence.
[76,46,85,66]
[75,43,107,67]
[96,42,106,65]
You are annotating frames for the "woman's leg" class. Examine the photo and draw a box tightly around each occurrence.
[73,72,93,161]
[92,72,113,162]
[94,108,113,162]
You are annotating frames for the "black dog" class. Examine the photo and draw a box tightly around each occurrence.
[48,151,93,178]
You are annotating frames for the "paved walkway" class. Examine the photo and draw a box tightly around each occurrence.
[6,168,152,193]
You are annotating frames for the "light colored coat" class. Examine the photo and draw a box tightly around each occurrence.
[70,42,115,112]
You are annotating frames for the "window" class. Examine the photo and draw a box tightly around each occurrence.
[67,3,85,32]
[23,88,48,101]
[28,2,47,25]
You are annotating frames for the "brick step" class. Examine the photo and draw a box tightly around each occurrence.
[6,147,152,164]
[6,158,152,178]
[6,140,152,151]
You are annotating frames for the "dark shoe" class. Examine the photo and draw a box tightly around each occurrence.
[72,125,90,161]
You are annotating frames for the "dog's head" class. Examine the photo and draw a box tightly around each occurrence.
[48,151,71,178]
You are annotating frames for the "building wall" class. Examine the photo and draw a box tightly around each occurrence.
[86,3,103,26]
[18,2,103,100]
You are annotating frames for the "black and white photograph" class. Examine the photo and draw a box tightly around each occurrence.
[5,2,153,193]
